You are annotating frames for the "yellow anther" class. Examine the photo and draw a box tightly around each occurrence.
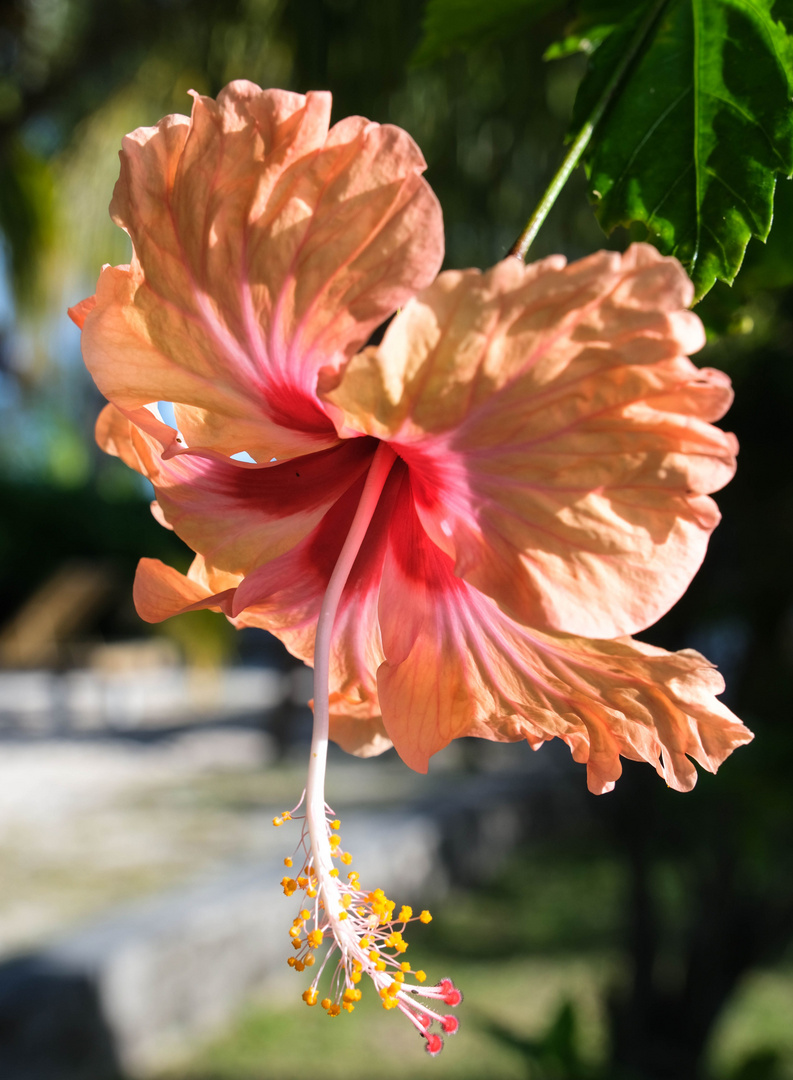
[395,940,408,954]
[306,888,317,898]
[291,938,302,950]
[296,877,308,888]
[302,987,318,1006]
[414,970,427,983]
[329,834,341,848]
[385,932,403,948]
[341,853,353,865]
[300,909,311,920]
[287,957,296,968]
[294,959,305,972]
[307,929,323,948]
[368,950,379,962]
[399,906,413,922]
[342,1001,355,1013]
[353,960,363,972]
[283,857,293,867]
[341,894,352,908]
[330,868,339,877]
[419,910,432,923]
[400,962,411,973]
[375,960,387,971]
[273,817,283,827]
[388,981,401,996]
[347,871,359,883]
[282,811,292,821]
[330,819,340,830]
[351,971,361,984]
[339,911,348,920]
[328,1004,341,1017]
[342,988,357,1003]
[320,998,332,1010]
[394,972,405,983]
[281,877,297,897]
[305,954,315,967]
[288,926,301,938]
[360,936,372,948]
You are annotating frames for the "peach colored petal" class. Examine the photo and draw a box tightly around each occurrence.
[131,450,749,790]
[327,706,392,758]
[133,556,237,623]
[67,295,96,330]
[326,244,737,639]
[96,403,378,576]
[374,478,752,792]
[79,81,444,462]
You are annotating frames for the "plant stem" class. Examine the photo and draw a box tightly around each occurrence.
[509,0,670,261]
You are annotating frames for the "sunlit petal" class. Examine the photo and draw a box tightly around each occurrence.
[327,244,736,639]
[133,555,237,622]
[79,81,444,461]
[375,476,751,793]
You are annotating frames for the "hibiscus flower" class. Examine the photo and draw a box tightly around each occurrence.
[70,81,751,1053]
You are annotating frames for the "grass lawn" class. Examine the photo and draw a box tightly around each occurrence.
[156,952,613,1080]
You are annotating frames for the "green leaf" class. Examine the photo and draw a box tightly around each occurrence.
[573,0,793,301]
[413,0,566,64]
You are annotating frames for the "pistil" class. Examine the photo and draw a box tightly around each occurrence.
[273,439,463,1054]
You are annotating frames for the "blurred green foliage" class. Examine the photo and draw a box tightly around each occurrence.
[414,0,567,63]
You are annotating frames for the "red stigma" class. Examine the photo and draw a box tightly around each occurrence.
[441,1015,459,1035]
[424,1033,444,1057]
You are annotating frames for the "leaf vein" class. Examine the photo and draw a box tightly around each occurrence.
[610,86,693,200]
[647,161,694,226]
[706,167,759,231]
[701,219,729,263]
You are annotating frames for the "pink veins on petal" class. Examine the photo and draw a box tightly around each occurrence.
[71,80,752,1054]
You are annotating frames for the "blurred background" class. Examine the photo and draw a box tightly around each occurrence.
[1,1,792,1078]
